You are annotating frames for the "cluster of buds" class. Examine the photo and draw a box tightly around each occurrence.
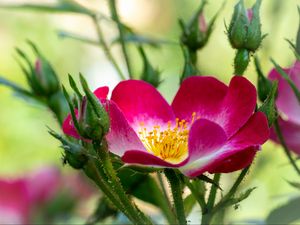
[227,0,264,75]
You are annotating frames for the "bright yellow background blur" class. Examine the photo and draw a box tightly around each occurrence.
[0,0,299,223]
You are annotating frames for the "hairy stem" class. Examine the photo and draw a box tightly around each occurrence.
[165,169,186,225]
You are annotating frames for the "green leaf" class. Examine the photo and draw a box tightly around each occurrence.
[258,81,278,126]
[113,33,176,48]
[0,76,33,97]
[183,194,196,216]
[118,168,172,221]
[58,30,99,46]
[255,57,273,102]
[266,197,300,225]
[197,174,222,190]
[68,74,83,100]
[286,180,300,191]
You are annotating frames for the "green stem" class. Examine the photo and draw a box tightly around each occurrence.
[83,159,128,217]
[157,173,177,225]
[184,178,206,211]
[274,119,300,176]
[201,174,221,225]
[91,15,126,80]
[95,141,153,225]
[109,0,133,78]
[212,166,250,214]
[165,169,187,225]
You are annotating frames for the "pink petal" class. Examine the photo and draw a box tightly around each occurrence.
[269,61,300,125]
[181,112,269,177]
[62,109,80,139]
[122,150,188,168]
[270,118,300,155]
[172,76,228,124]
[111,80,176,131]
[105,100,146,156]
[172,76,257,138]
[94,86,109,99]
[27,167,61,204]
[187,119,227,162]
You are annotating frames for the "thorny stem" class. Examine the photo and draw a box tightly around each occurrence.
[91,15,126,80]
[274,119,300,176]
[165,169,187,225]
[94,140,153,225]
[157,173,177,225]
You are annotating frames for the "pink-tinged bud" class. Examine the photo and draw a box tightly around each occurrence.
[32,57,60,96]
[198,13,207,33]
[247,9,253,22]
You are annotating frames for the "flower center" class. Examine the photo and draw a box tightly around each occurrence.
[138,113,197,164]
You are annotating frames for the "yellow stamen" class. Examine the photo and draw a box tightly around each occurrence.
[138,112,197,164]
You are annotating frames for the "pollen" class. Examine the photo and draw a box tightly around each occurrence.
[138,112,198,164]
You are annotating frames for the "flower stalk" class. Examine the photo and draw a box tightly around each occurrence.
[165,169,187,225]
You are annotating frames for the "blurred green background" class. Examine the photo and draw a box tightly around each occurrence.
[0,0,299,223]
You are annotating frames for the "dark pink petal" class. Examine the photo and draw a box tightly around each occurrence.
[62,109,80,139]
[187,119,227,162]
[111,80,175,131]
[94,86,109,100]
[105,100,146,156]
[122,150,188,168]
[219,76,257,137]
[270,118,300,155]
[269,61,300,125]
[172,76,257,138]
[172,76,228,124]
[181,112,269,177]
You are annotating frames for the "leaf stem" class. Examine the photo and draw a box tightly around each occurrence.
[109,0,133,78]
[91,15,126,80]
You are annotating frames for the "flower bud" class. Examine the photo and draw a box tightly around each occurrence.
[180,1,219,52]
[78,97,106,141]
[139,47,161,88]
[33,58,60,96]
[228,0,263,52]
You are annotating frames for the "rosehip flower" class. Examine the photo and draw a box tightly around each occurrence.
[63,76,269,177]
[269,60,300,155]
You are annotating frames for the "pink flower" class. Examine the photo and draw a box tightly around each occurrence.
[269,61,300,155]
[0,179,30,224]
[63,76,269,177]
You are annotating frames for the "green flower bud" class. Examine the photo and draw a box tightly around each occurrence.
[34,58,60,96]
[78,97,106,141]
[228,0,263,52]
[139,47,161,88]
[180,0,220,52]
